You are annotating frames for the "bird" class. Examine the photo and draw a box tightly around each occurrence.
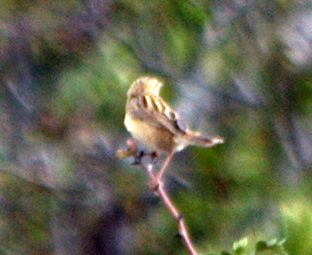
[124,76,223,186]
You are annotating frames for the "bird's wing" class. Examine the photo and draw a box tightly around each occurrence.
[127,95,187,135]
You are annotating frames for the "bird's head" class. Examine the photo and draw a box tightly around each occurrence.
[127,77,163,96]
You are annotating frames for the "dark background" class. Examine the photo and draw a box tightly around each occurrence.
[1,0,312,254]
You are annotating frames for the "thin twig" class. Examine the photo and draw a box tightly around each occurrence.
[153,149,175,188]
[158,184,197,255]
[116,140,198,255]
[116,139,197,255]
[142,163,198,255]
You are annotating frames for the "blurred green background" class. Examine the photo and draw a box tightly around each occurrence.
[1,0,312,254]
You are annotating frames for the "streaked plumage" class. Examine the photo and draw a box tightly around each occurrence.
[124,77,223,153]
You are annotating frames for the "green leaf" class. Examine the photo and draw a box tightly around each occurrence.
[220,251,233,255]
[255,241,268,251]
[255,239,288,255]
[233,237,248,255]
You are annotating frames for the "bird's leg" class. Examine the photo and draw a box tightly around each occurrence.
[149,150,160,163]
[132,150,145,165]
[151,149,175,190]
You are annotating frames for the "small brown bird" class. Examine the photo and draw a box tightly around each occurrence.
[124,77,223,184]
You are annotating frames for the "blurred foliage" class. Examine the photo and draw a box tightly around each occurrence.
[1,0,312,254]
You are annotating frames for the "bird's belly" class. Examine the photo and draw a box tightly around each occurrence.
[124,114,173,152]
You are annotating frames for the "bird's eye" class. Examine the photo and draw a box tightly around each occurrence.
[169,111,176,119]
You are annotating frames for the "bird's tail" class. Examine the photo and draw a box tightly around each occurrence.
[183,131,224,147]
[174,130,223,151]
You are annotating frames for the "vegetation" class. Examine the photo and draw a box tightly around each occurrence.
[1,0,312,254]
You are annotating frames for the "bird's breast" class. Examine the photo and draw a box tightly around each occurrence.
[124,113,174,152]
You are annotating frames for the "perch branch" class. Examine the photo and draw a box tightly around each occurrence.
[116,139,198,255]
[153,149,175,188]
